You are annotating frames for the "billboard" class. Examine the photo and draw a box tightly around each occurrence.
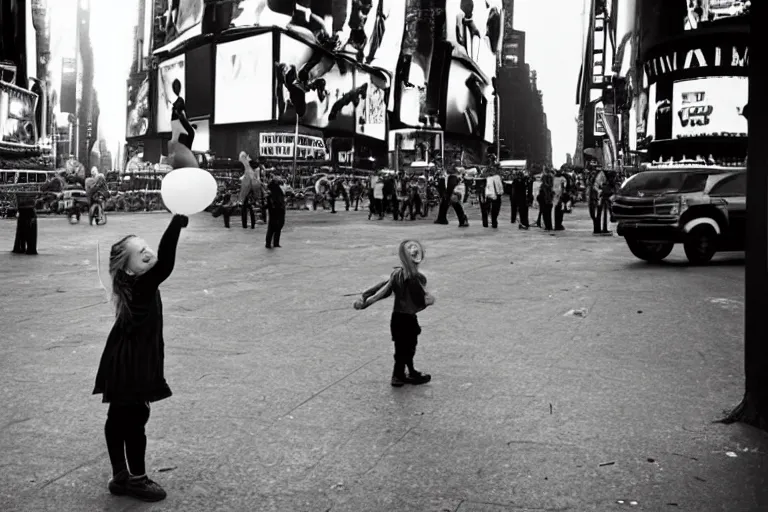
[275,33,357,133]
[259,132,328,160]
[444,59,493,142]
[444,0,502,81]
[354,70,387,140]
[0,81,38,145]
[230,0,406,78]
[671,76,748,138]
[215,34,274,124]
[126,74,150,138]
[156,0,204,51]
[156,54,186,133]
[684,0,750,31]
[395,0,446,125]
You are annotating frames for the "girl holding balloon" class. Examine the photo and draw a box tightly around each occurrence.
[93,213,188,502]
[354,240,434,387]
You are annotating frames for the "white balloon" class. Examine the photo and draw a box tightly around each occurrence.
[161,167,218,215]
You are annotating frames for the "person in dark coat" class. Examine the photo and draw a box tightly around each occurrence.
[11,192,38,255]
[93,214,188,502]
[329,176,350,213]
[266,178,286,249]
[382,174,399,220]
[434,168,469,227]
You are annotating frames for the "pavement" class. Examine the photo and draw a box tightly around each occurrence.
[0,202,766,512]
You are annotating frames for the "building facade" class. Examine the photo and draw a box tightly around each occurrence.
[127,0,507,173]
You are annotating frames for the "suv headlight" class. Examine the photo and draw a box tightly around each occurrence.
[670,197,688,216]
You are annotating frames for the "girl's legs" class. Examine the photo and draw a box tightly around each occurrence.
[274,210,286,247]
[393,336,431,386]
[105,402,166,501]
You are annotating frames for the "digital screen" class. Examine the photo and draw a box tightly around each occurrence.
[0,82,39,145]
[671,76,748,138]
[275,33,356,132]
[126,74,150,138]
[395,0,445,125]
[444,59,493,142]
[445,0,503,82]
[156,0,204,51]
[215,34,274,124]
[230,0,406,79]
[354,70,387,140]
[156,54,186,133]
[684,0,750,30]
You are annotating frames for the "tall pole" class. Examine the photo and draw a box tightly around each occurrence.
[496,93,501,161]
[291,113,299,188]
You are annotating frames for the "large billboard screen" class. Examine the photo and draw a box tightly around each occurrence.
[395,0,446,126]
[156,0,204,51]
[230,0,406,78]
[215,34,274,124]
[156,54,186,133]
[444,59,493,142]
[685,0,750,30]
[0,82,38,145]
[275,33,357,133]
[445,0,502,81]
[126,74,150,137]
[354,69,387,140]
[671,76,748,138]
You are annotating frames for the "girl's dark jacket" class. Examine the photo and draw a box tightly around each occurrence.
[93,216,183,404]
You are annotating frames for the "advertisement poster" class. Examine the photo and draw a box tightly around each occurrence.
[276,33,357,133]
[444,0,502,81]
[126,74,150,138]
[396,0,444,125]
[156,0,204,50]
[671,76,748,138]
[355,71,387,140]
[684,0,750,31]
[594,105,606,135]
[231,0,406,78]
[156,54,186,133]
[0,82,38,145]
[215,34,274,124]
[647,81,674,141]
[444,59,493,142]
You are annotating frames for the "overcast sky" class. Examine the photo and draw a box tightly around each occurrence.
[514,0,586,167]
[53,0,585,167]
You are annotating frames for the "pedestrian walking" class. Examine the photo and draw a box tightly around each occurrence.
[354,240,435,387]
[509,168,530,229]
[480,167,503,228]
[265,177,286,248]
[370,174,385,220]
[238,152,264,229]
[93,214,189,503]
[434,168,469,227]
[538,169,554,231]
[553,168,567,231]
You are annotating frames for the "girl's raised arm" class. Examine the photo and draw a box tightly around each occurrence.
[138,215,187,290]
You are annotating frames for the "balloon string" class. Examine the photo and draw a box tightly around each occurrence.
[96,240,110,301]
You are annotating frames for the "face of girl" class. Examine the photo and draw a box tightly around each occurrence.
[124,237,158,276]
[405,241,424,264]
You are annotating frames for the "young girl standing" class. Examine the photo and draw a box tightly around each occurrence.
[93,214,188,502]
[354,240,435,387]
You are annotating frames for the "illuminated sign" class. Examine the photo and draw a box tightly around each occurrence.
[259,133,328,160]
[644,44,748,84]
[671,76,748,138]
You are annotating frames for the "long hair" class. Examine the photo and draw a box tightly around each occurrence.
[109,235,136,323]
[398,240,421,280]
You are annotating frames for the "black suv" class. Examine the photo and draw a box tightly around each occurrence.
[612,166,746,264]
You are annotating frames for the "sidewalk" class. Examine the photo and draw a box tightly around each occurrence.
[0,205,765,511]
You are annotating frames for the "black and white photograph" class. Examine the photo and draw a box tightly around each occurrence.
[1,0,766,511]
[126,75,150,138]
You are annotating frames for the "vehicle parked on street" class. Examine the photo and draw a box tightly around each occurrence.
[612,165,746,265]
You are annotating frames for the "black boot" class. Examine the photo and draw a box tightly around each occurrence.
[12,212,26,254]
[391,359,406,387]
[25,214,38,255]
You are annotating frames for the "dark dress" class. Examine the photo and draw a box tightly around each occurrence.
[93,216,183,404]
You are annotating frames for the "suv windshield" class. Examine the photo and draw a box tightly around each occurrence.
[619,171,709,197]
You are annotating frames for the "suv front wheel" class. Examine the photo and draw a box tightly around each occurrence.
[684,224,718,265]
[626,239,674,263]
